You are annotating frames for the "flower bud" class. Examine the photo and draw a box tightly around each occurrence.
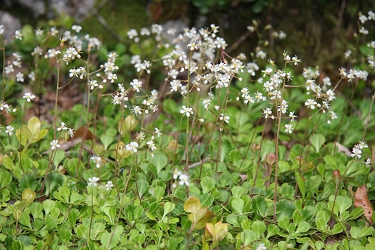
[332,170,340,180]
[266,153,276,166]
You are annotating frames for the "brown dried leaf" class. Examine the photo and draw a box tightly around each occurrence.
[354,185,373,224]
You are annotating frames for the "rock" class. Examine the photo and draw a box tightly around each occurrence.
[0,11,22,41]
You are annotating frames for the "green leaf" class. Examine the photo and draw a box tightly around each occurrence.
[316,210,330,232]
[3,155,16,172]
[295,171,306,199]
[162,202,176,219]
[278,216,290,231]
[68,208,80,228]
[276,200,296,219]
[150,152,168,173]
[295,221,310,234]
[251,221,266,235]
[231,198,244,214]
[266,224,280,238]
[251,195,268,217]
[44,172,64,196]
[0,168,12,189]
[153,186,165,202]
[137,179,149,198]
[310,134,325,153]
[231,186,244,198]
[199,193,214,207]
[19,174,37,191]
[324,155,337,169]
[43,199,55,215]
[201,176,215,193]
[16,125,32,146]
[100,134,113,149]
[52,149,65,167]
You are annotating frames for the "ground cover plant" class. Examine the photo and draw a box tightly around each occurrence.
[0,9,375,250]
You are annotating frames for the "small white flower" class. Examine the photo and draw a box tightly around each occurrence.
[68,128,75,138]
[130,79,142,92]
[105,181,114,190]
[220,113,230,124]
[15,30,22,40]
[50,140,60,150]
[179,174,189,186]
[284,124,293,134]
[91,155,103,168]
[180,105,194,117]
[88,177,100,187]
[155,127,162,137]
[126,142,139,153]
[71,25,82,33]
[57,122,68,131]
[351,145,362,159]
[16,72,24,82]
[23,92,36,102]
[305,99,318,109]
[0,25,4,35]
[5,126,14,136]
[147,140,156,151]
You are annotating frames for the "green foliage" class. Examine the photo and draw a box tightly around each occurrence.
[0,6,375,250]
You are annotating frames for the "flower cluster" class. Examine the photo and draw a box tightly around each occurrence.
[56,122,75,138]
[351,140,368,159]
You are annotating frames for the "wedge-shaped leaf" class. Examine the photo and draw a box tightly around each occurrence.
[310,134,325,153]
[231,198,244,214]
[295,221,310,235]
[162,202,175,219]
[16,125,32,146]
[0,168,12,189]
[184,196,202,213]
[193,210,214,230]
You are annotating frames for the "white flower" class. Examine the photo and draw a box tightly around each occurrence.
[23,92,36,102]
[179,174,189,186]
[88,177,100,187]
[15,30,22,40]
[351,147,362,159]
[16,72,24,82]
[305,99,318,109]
[155,127,162,137]
[57,122,68,131]
[180,105,194,117]
[130,79,142,92]
[263,108,272,118]
[5,126,14,136]
[220,113,230,123]
[68,128,75,138]
[285,124,293,134]
[105,181,114,190]
[50,140,60,150]
[147,140,156,151]
[126,142,139,153]
[91,155,103,168]
[72,25,82,33]
[0,25,4,35]
[35,27,44,36]
[256,243,267,250]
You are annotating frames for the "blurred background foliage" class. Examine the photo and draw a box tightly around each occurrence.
[1,0,375,87]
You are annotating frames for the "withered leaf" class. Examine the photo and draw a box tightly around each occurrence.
[354,185,373,224]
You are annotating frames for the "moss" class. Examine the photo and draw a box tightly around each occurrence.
[81,0,151,46]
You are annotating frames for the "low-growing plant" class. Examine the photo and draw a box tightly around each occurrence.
[0,9,375,250]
